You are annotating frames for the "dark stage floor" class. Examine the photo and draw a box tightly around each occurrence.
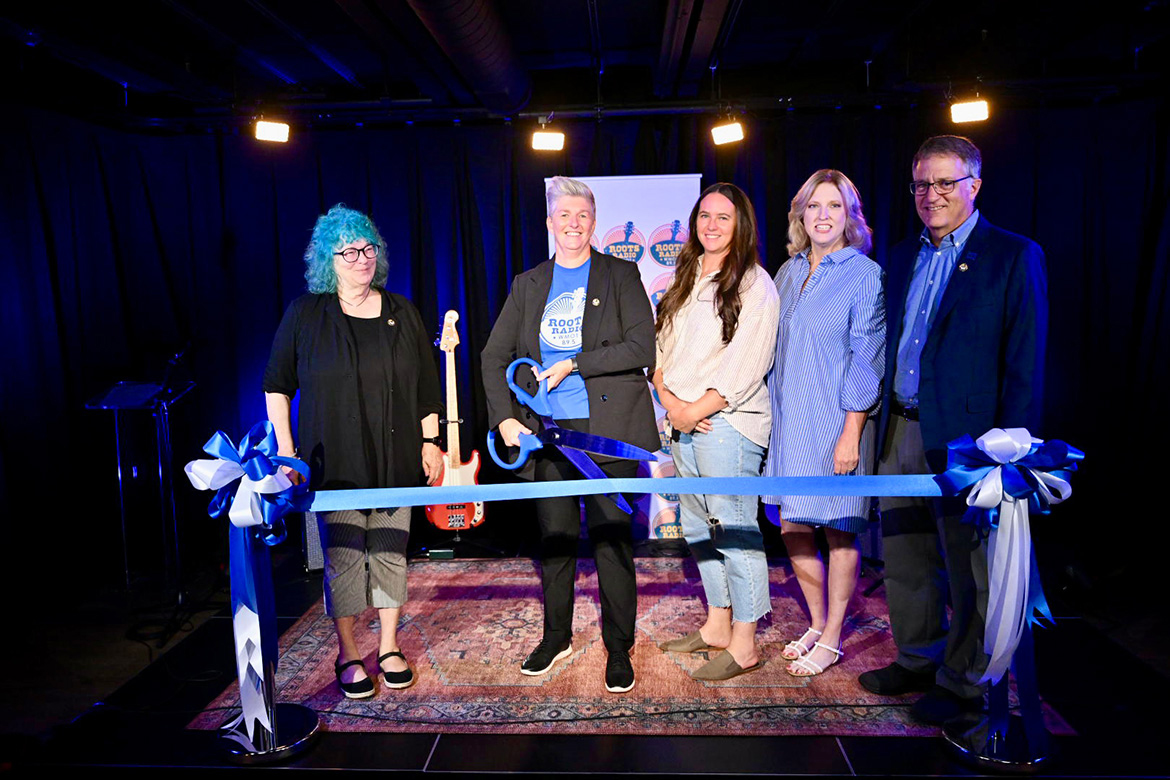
[3,551,1168,778]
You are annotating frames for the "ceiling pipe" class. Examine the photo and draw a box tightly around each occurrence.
[403,0,531,114]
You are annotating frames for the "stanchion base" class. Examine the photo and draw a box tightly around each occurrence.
[943,712,1050,775]
[218,703,320,764]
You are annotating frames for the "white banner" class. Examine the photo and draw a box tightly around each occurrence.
[545,174,702,539]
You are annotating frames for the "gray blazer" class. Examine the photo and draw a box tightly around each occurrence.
[481,249,659,478]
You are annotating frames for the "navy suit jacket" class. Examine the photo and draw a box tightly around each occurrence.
[878,216,1049,473]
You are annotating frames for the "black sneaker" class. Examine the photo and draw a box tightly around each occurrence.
[605,650,635,693]
[520,639,572,676]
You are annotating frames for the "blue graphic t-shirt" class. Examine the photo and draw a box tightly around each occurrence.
[540,259,590,419]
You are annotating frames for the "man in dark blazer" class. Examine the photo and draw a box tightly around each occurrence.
[482,177,658,694]
[859,136,1048,725]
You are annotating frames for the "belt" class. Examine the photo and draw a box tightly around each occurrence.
[891,399,920,421]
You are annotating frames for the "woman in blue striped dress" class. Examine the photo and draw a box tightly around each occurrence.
[763,170,886,677]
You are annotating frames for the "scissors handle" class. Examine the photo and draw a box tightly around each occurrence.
[505,358,553,418]
[486,430,545,470]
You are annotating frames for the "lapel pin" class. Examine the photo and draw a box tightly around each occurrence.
[387,317,396,326]
[958,263,969,272]
[591,298,600,306]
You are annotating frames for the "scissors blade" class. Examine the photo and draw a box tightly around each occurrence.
[557,446,634,514]
[540,429,657,461]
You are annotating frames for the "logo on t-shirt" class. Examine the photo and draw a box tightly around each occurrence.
[540,288,587,351]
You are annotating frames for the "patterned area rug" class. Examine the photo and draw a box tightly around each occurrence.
[191,558,1073,736]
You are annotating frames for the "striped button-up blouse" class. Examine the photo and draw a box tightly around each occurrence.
[762,246,886,530]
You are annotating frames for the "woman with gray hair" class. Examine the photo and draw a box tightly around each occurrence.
[481,176,658,694]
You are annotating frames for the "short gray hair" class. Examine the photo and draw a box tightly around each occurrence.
[545,176,596,218]
[913,135,982,179]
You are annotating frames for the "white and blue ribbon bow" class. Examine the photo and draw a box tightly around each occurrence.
[185,421,308,744]
[937,427,1084,684]
[184,421,308,545]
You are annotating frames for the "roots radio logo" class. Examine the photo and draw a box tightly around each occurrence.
[653,506,683,539]
[656,414,672,455]
[648,220,687,267]
[651,461,679,502]
[602,221,645,262]
[648,272,675,309]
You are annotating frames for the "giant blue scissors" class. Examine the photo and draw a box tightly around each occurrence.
[486,358,657,513]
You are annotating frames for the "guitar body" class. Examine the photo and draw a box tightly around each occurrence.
[425,310,487,531]
[424,450,485,530]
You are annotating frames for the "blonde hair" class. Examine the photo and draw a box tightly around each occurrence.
[786,169,873,258]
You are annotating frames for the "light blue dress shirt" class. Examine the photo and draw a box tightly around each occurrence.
[893,210,980,406]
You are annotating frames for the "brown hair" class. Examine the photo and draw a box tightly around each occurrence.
[655,182,762,345]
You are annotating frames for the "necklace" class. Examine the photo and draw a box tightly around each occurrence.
[338,286,372,308]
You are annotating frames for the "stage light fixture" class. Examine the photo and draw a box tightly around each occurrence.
[711,119,744,146]
[532,130,565,150]
[532,115,564,151]
[950,98,989,124]
[255,120,290,143]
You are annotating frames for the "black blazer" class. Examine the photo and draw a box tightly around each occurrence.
[877,216,1049,473]
[263,289,443,490]
[481,249,659,478]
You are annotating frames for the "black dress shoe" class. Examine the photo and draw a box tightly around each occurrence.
[520,639,572,676]
[334,659,375,699]
[858,662,935,695]
[910,685,983,725]
[605,650,635,693]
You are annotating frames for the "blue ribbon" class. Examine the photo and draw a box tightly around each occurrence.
[937,434,1084,529]
[301,474,945,511]
[188,420,1086,748]
[937,429,1083,744]
[185,422,309,744]
[937,432,1084,638]
[191,422,309,545]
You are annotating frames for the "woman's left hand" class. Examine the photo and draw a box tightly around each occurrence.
[535,359,574,390]
[421,443,444,485]
[832,431,860,474]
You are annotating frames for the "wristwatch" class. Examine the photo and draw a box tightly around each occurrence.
[570,357,579,374]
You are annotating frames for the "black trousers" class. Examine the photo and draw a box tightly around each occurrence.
[532,421,638,653]
[877,415,990,700]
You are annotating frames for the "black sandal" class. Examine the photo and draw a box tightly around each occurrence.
[334,658,375,699]
[377,650,415,690]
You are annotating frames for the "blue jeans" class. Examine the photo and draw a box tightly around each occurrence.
[672,415,770,623]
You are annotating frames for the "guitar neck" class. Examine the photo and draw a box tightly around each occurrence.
[444,349,461,464]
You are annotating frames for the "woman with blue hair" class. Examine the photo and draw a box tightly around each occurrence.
[264,204,443,697]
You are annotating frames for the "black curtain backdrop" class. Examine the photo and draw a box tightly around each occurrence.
[3,99,1168,603]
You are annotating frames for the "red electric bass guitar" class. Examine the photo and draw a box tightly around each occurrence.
[424,310,486,530]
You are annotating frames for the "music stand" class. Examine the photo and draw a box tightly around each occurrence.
[86,379,195,596]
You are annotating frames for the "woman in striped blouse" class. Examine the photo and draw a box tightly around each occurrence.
[763,169,886,677]
[653,183,780,681]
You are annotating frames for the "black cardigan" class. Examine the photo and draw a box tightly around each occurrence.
[263,289,443,491]
[480,250,659,478]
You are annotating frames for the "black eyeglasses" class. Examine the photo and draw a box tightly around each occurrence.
[333,244,381,263]
[909,175,974,196]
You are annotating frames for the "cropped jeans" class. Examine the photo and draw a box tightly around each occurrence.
[672,415,770,623]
